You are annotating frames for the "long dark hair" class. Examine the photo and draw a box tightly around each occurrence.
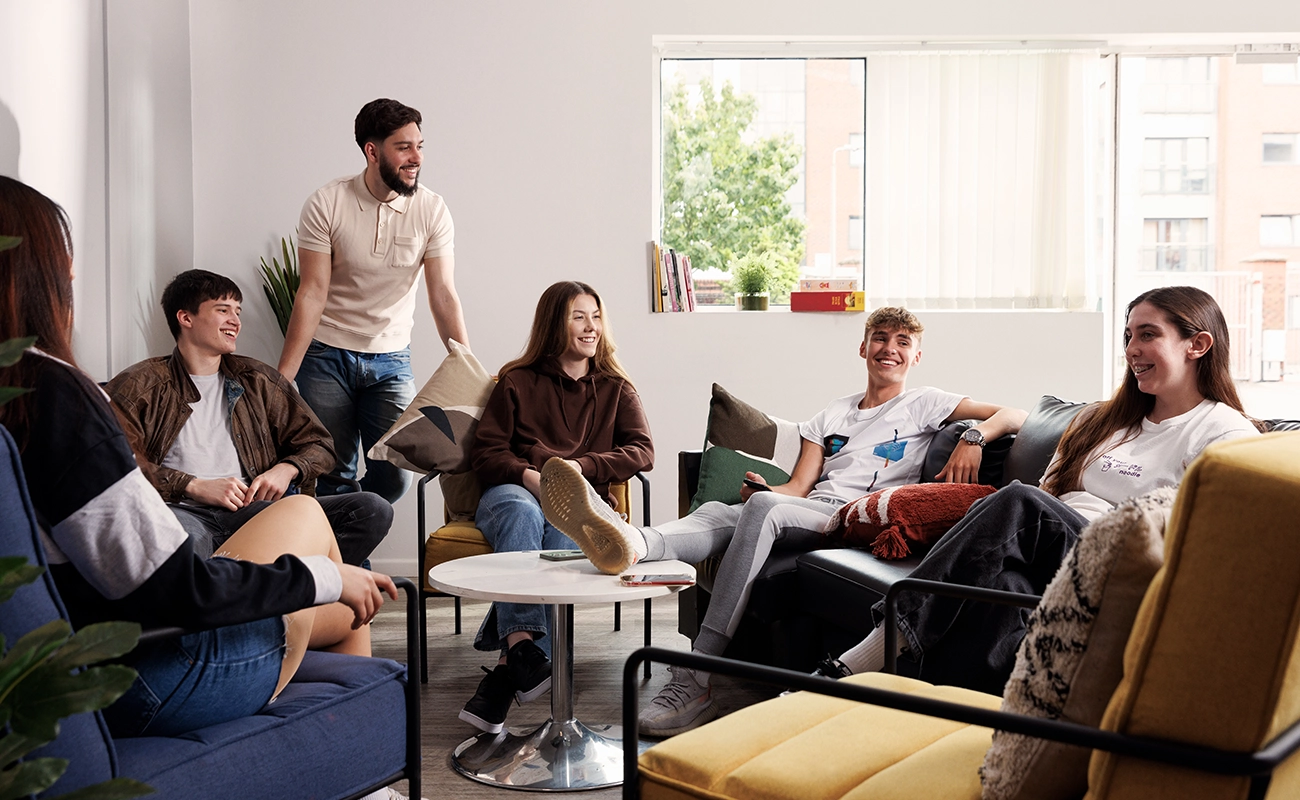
[499,281,633,387]
[1041,286,1259,496]
[0,177,77,446]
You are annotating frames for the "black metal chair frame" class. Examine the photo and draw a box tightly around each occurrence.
[418,471,655,683]
[620,577,1300,800]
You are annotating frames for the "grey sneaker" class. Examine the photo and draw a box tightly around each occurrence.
[638,665,717,737]
[539,458,647,575]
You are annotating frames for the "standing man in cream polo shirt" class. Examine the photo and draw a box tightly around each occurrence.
[278,98,470,503]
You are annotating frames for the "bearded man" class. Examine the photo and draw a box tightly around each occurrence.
[279,98,470,503]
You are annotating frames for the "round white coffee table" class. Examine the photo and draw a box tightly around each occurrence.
[428,551,695,792]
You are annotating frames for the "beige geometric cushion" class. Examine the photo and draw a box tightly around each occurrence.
[981,488,1175,800]
[368,339,494,475]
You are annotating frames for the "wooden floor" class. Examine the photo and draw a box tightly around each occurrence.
[369,592,771,799]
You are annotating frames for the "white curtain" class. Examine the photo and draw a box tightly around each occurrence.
[865,51,1105,309]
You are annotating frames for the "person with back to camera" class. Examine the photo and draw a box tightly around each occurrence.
[540,306,1026,736]
[458,280,654,734]
[279,97,470,504]
[0,177,416,800]
[107,269,393,566]
[808,286,1262,696]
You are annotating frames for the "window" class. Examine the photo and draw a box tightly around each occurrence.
[1263,62,1300,84]
[659,50,1108,309]
[659,58,864,305]
[1143,218,1211,271]
[1139,57,1215,113]
[1261,215,1300,247]
[1143,137,1210,193]
[1263,133,1299,164]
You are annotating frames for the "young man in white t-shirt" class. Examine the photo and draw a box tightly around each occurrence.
[539,307,1027,737]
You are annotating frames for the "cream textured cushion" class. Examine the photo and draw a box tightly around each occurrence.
[368,340,493,475]
[980,488,1175,800]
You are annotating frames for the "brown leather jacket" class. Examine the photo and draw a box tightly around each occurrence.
[105,350,336,502]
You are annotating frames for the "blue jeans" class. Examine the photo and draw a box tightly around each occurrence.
[472,483,577,657]
[104,616,285,737]
[295,340,415,503]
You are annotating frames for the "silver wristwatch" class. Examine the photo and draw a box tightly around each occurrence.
[960,427,987,448]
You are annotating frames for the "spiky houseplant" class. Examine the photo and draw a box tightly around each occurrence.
[730,250,777,311]
[258,234,299,337]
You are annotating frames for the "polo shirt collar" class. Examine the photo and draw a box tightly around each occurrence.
[351,171,411,214]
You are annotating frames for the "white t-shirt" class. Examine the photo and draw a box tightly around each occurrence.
[298,172,455,353]
[160,372,245,487]
[799,387,966,503]
[1056,399,1259,522]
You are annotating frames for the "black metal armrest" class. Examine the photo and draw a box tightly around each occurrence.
[882,577,1041,674]
[621,647,1300,800]
[630,471,651,527]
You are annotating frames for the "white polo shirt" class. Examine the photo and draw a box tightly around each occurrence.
[298,172,455,353]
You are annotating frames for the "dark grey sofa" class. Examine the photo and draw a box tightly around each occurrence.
[677,395,1300,673]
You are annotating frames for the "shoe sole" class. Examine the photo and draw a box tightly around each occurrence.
[638,700,718,738]
[458,708,505,735]
[539,458,638,575]
[515,674,552,705]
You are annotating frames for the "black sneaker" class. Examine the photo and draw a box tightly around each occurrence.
[506,638,552,704]
[780,656,852,697]
[459,665,513,734]
[811,656,852,680]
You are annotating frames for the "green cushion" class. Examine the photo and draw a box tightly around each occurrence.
[689,446,791,512]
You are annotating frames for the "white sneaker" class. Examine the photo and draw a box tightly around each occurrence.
[539,458,648,574]
[358,787,427,800]
[638,665,717,737]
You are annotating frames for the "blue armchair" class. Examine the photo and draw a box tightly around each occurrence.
[0,426,422,800]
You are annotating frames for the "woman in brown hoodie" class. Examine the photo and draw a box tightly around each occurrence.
[458,281,653,733]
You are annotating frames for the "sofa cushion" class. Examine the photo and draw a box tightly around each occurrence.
[369,339,494,475]
[1088,433,1300,800]
[690,384,802,512]
[920,420,1015,486]
[981,487,1174,800]
[1001,396,1088,487]
[114,651,407,800]
[639,672,998,800]
[823,483,997,559]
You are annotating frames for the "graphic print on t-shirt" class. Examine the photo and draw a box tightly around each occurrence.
[1098,453,1142,478]
[872,429,907,465]
[823,434,849,456]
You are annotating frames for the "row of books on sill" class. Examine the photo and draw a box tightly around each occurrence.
[651,244,865,313]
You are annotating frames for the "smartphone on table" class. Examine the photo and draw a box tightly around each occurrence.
[539,550,588,561]
[620,573,696,586]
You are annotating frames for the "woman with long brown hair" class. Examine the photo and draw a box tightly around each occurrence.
[459,280,653,734]
[0,178,404,782]
[813,286,1261,695]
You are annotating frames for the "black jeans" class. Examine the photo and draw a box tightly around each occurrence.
[873,482,1088,694]
[170,491,393,566]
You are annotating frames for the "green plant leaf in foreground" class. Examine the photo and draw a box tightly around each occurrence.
[0,557,44,604]
[0,236,20,253]
[46,622,140,672]
[9,665,139,743]
[0,336,36,368]
[0,754,67,800]
[48,776,155,800]
[0,620,71,706]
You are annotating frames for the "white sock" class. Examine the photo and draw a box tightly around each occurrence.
[355,789,390,800]
[837,627,891,675]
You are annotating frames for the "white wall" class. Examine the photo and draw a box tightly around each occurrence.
[181,0,1300,575]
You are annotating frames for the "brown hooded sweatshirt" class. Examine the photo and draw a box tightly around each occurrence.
[470,359,653,501]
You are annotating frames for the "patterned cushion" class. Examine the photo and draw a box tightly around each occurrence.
[823,483,997,559]
[368,340,494,475]
[980,487,1176,800]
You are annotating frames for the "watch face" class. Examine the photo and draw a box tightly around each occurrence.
[962,428,986,446]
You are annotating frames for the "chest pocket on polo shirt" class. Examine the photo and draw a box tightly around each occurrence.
[391,236,423,269]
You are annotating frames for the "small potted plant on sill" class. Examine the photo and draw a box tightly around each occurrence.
[731,251,777,311]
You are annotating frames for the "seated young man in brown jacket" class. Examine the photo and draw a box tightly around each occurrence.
[107,269,392,566]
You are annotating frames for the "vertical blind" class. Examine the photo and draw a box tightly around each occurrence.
[865,51,1106,309]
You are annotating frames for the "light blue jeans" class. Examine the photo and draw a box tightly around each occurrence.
[104,616,285,737]
[295,340,415,503]
[472,483,578,657]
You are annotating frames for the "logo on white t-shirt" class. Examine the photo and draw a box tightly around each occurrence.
[1098,454,1142,478]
